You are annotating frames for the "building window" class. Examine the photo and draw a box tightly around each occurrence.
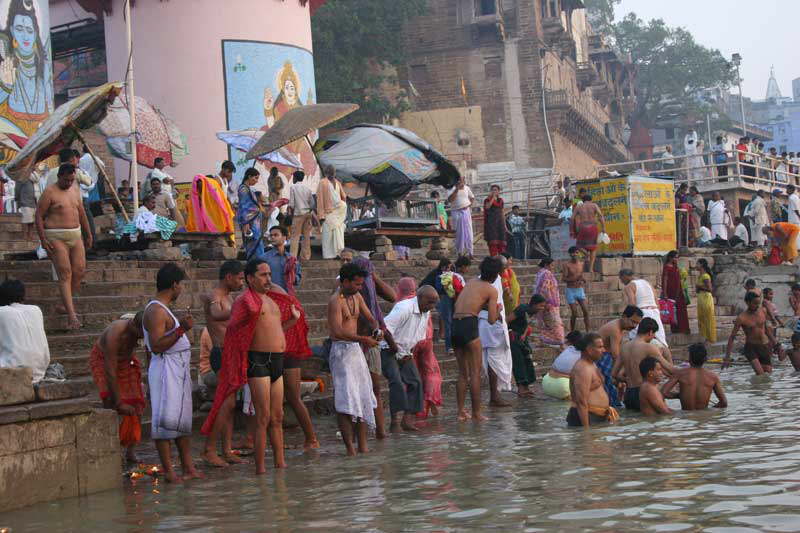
[665,127,675,140]
[476,0,496,16]
[484,57,502,79]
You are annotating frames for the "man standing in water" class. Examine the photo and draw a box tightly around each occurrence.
[662,344,728,410]
[201,259,300,475]
[200,260,246,467]
[724,292,776,375]
[480,254,513,408]
[638,357,673,416]
[35,163,93,330]
[570,193,606,274]
[563,246,590,331]
[328,263,382,455]
[597,306,643,407]
[452,256,502,422]
[568,333,619,427]
[619,269,668,348]
[143,263,201,483]
[612,318,673,411]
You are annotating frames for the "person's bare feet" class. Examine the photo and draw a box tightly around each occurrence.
[56,303,67,314]
[358,446,370,454]
[66,315,82,331]
[345,446,357,457]
[256,467,267,475]
[390,421,402,433]
[201,451,229,468]
[401,417,420,432]
[235,439,254,450]
[303,439,321,450]
[163,470,183,484]
[490,398,513,407]
[274,460,287,469]
[223,453,244,464]
[125,449,138,464]
[182,467,205,480]
[457,409,472,421]
[375,428,387,439]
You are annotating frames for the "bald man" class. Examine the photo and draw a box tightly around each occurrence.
[381,285,440,432]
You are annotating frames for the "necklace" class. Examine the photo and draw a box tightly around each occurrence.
[343,293,356,317]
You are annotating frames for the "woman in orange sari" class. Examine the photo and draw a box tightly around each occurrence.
[764,223,800,264]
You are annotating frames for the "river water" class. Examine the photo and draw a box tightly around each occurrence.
[4,366,800,532]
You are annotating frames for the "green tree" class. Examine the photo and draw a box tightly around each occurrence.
[311,0,427,126]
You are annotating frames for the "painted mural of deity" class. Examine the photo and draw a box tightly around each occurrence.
[0,0,52,148]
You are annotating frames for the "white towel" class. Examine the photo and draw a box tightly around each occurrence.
[478,277,513,392]
[0,303,50,382]
[149,350,193,439]
[329,341,377,427]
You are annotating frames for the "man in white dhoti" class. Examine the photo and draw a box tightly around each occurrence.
[619,269,668,348]
[381,285,439,433]
[0,280,49,382]
[708,191,728,240]
[143,263,202,483]
[479,255,514,407]
[328,262,381,456]
[317,165,348,259]
[748,190,769,246]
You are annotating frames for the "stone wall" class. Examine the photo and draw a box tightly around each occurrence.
[713,256,799,316]
[0,368,121,513]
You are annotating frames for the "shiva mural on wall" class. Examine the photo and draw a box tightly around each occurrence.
[0,0,52,155]
[222,40,319,194]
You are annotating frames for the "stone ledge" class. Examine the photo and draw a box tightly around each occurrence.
[34,379,93,402]
[0,405,30,424]
[0,367,35,406]
[27,397,92,420]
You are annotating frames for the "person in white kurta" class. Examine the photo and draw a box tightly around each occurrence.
[478,264,513,402]
[749,191,769,246]
[708,192,728,240]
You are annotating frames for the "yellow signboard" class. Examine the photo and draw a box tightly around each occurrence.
[581,175,676,255]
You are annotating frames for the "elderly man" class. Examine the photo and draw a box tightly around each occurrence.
[619,269,668,348]
[747,190,769,246]
[708,191,728,240]
[317,165,348,259]
[381,285,439,433]
[150,178,178,221]
[568,333,619,427]
[36,164,92,330]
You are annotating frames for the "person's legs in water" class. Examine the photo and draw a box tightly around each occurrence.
[465,338,487,421]
[248,375,272,475]
[202,392,237,467]
[488,365,511,407]
[283,366,320,449]
[267,375,286,468]
[175,435,203,480]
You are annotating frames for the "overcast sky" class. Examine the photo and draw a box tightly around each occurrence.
[614,1,798,101]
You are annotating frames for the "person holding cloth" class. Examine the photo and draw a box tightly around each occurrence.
[447,175,475,258]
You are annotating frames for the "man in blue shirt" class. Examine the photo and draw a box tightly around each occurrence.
[262,226,302,292]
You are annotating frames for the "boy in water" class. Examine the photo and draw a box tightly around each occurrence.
[638,357,672,416]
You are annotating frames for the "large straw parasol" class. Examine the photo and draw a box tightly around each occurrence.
[6,82,123,182]
[245,103,358,161]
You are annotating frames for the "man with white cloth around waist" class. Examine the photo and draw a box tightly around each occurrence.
[381,285,439,433]
[479,254,514,406]
[619,269,668,349]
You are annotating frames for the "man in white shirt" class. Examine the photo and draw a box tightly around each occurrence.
[697,225,712,247]
[731,217,749,247]
[149,157,174,197]
[150,178,177,220]
[708,191,728,240]
[216,160,238,210]
[660,145,676,175]
[748,190,769,246]
[787,185,800,251]
[288,170,316,261]
[380,285,439,433]
[447,176,475,257]
[78,145,103,198]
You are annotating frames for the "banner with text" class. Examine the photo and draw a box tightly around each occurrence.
[586,177,632,254]
[629,177,676,254]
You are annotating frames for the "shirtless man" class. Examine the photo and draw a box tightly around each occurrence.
[786,333,800,372]
[661,343,728,410]
[638,357,673,416]
[327,262,382,456]
[619,269,668,348]
[563,246,590,331]
[596,306,643,406]
[567,333,619,427]
[200,260,245,467]
[724,291,777,375]
[35,163,92,330]
[612,318,674,411]
[89,312,145,462]
[570,193,606,273]
[451,256,502,422]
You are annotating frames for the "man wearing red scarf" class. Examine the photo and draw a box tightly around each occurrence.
[200,259,309,475]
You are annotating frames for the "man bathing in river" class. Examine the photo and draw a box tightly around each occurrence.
[567,333,619,427]
[35,163,93,330]
[596,306,643,407]
[201,259,303,475]
[143,263,202,483]
[612,318,674,411]
[724,292,776,375]
[89,312,145,462]
[200,260,247,466]
[638,357,673,416]
[327,263,382,456]
[563,246,590,331]
[662,343,728,410]
[480,254,513,408]
[452,256,502,422]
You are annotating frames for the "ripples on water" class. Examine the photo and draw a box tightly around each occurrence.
[5,368,800,532]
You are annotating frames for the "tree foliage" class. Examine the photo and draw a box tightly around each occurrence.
[585,1,736,127]
[311,0,427,127]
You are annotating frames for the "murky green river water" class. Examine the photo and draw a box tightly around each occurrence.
[4,366,800,532]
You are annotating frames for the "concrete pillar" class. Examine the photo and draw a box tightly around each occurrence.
[503,38,530,169]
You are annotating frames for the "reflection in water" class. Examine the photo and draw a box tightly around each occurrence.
[4,368,800,531]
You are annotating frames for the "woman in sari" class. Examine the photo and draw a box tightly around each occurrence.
[397,277,443,418]
[483,184,507,256]
[237,168,267,261]
[763,222,800,264]
[694,258,716,343]
[661,250,690,334]
[532,258,565,347]
[500,252,520,313]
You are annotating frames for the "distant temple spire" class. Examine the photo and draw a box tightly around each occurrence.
[766,66,782,100]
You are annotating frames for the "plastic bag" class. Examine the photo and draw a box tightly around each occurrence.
[597,232,611,245]
[119,415,142,447]
[659,298,677,326]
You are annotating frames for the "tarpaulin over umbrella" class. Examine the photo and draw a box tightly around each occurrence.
[313,124,460,203]
[6,82,123,182]
[216,129,302,168]
[98,93,188,168]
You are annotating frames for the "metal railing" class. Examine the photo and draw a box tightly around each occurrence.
[346,197,438,230]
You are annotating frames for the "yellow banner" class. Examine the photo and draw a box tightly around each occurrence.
[587,178,632,254]
[629,178,676,254]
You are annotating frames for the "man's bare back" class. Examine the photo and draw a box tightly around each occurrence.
[454,279,498,320]
[598,320,624,356]
[99,320,139,359]
[251,293,286,353]
[618,339,667,387]
[563,260,584,288]
[39,184,82,229]
[662,367,727,410]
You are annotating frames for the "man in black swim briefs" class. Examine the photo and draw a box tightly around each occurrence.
[724,291,776,376]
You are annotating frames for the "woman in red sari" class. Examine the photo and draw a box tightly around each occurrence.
[483,184,507,256]
[661,250,690,334]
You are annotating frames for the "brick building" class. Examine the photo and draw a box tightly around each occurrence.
[397,0,635,181]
